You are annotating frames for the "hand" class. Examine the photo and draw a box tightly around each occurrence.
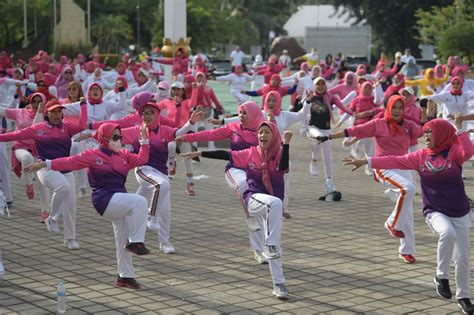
[180,151,202,159]
[342,137,358,147]
[283,130,293,144]
[140,123,148,140]
[305,90,314,100]
[240,90,245,94]
[454,113,463,130]
[75,133,93,142]
[15,82,22,88]
[24,161,46,173]
[79,97,85,103]
[419,98,428,109]
[309,135,329,143]
[208,118,222,126]
[173,95,182,104]
[175,135,184,144]
[37,102,45,113]
[189,110,204,124]
[342,156,368,171]
[267,110,275,122]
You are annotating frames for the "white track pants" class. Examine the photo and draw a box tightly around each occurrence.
[37,170,76,240]
[248,193,285,285]
[0,143,12,202]
[374,169,416,255]
[135,166,171,243]
[102,193,148,278]
[426,211,471,299]
[307,127,333,179]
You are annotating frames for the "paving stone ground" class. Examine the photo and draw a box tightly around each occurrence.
[1,82,473,314]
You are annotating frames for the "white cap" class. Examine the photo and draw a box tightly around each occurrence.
[171,81,185,89]
[400,87,415,95]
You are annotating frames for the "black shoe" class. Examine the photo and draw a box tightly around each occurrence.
[124,242,150,256]
[116,276,141,289]
[458,298,474,314]
[434,276,452,299]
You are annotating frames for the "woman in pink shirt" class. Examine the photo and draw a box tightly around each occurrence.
[121,101,202,255]
[316,95,426,264]
[0,92,50,221]
[343,117,474,314]
[0,99,87,249]
[158,81,199,195]
[181,121,292,300]
[176,101,266,260]
[26,122,151,289]
[328,71,356,100]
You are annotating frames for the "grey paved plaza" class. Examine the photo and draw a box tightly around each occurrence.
[1,124,473,314]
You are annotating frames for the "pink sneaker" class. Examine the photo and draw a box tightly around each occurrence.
[399,254,416,264]
[26,184,35,199]
[282,211,291,219]
[39,210,49,223]
[186,183,195,196]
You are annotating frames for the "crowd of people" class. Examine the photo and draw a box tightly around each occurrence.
[0,45,473,311]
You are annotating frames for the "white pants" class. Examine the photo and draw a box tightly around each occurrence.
[231,90,248,104]
[0,143,12,202]
[248,193,285,285]
[135,166,172,243]
[307,127,333,179]
[375,169,416,255]
[225,167,265,252]
[283,161,292,210]
[14,149,50,211]
[72,137,98,190]
[102,193,148,278]
[426,211,471,299]
[37,170,76,240]
[177,142,193,175]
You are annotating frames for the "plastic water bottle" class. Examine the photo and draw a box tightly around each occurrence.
[57,281,66,314]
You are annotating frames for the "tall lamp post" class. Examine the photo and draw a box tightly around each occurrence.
[136,0,140,52]
[23,0,28,48]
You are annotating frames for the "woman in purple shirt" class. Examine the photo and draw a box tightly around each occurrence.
[26,122,151,289]
[343,117,474,314]
[182,121,292,300]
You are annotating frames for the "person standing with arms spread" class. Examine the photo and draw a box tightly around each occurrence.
[230,46,245,72]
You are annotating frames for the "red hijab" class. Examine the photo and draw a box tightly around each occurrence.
[263,91,282,116]
[256,121,282,195]
[384,95,404,135]
[422,118,458,155]
[94,123,120,147]
[450,76,463,96]
[87,82,103,105]
[114,76,128,93]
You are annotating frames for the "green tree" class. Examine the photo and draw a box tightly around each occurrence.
[329,0,452,55]
[438,21,474,64]
[92,15,134,53]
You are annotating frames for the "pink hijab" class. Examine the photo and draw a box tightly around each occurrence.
[263,91,282,116]
[256,121,282,195]
[238,101,264,130]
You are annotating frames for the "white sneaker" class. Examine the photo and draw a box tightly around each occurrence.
[208,143,216,150]
[272,283,289,299]
[79,188,87,198]
[246,216,260,232]
[365,165,374,176]
[64,239,80,250]
[159,242,176,254]
[253,250,268,264]
[146,215,161,231]
[325,178,335,193]
[262,245,281,260]
[309,162,319,176]
[45,217,60,234]
[384,189,398,203]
